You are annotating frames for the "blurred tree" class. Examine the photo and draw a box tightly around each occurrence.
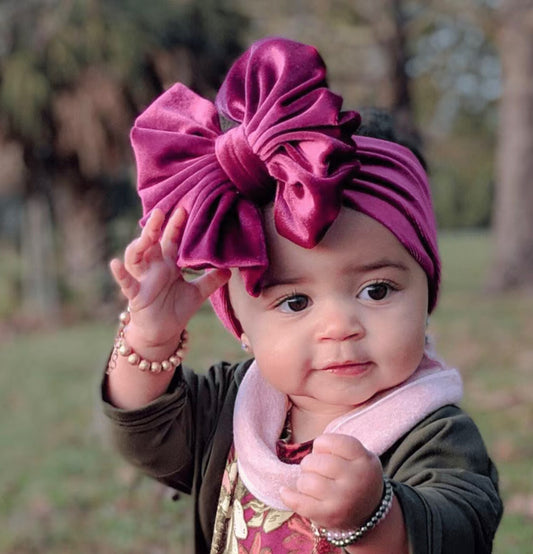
[407,0,500,135]
[337,0,422,150]
[488,0,533,290]
[405,0,500,229]
[0,0,247,321]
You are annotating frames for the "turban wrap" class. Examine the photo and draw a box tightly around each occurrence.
[131,37,440,337]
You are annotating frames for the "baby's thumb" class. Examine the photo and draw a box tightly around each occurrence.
[194,268,232,300]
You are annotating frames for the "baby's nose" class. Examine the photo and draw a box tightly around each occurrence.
[316,298,364,341]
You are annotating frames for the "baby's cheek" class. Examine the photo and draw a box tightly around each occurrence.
[386,327,426,373]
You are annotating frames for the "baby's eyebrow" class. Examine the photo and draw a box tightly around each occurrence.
[260,259,408,291]
[260,276,304,291]
[352,259,409,273]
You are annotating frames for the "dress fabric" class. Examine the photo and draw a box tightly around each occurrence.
[210,442,336,554]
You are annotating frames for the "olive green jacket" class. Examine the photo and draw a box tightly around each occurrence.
[102,360,502,553]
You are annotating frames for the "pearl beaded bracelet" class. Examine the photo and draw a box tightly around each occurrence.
[106,309,188,375]
[312,476,393,548]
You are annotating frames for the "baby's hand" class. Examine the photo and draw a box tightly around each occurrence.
[280,433,383,532]
[110,207,231,347]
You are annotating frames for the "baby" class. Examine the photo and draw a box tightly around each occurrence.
[102,38,502,553]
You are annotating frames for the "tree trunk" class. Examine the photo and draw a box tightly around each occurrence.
[20,192,61,324]
[488,2,533,290]
[364,0,422,151]
[53,176,108,316]
[388,0,422,151]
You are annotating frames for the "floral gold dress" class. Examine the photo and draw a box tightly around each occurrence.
[211,422,339,554]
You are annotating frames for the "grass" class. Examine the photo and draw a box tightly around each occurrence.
[0,308,247,554]
[1,230,532,552]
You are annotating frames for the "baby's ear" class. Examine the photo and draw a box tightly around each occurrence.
[240,333,252,353]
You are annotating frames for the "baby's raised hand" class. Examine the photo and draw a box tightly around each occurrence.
[280,433,384,532]
[110,207,231,347]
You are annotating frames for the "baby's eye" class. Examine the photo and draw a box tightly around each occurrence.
[277,294,310,313]
[358,282,395,302]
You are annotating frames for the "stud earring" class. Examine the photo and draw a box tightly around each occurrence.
[240,334,252,353]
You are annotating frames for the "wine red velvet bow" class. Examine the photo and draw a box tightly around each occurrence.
[131,38,361,295]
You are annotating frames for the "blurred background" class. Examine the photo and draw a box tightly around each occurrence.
[1,0,532,552]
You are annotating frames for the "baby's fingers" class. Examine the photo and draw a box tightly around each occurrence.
[124,209,165,268]
[161,206,187,261]
[192,268,232,301]
[312,433,363,460]
[280,486,322,522]
[280,485,306,514]
[110,258,140,301]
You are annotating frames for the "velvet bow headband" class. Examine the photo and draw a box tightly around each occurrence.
[131,37,440,337]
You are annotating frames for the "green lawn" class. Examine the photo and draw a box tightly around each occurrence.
[1,230,532,552]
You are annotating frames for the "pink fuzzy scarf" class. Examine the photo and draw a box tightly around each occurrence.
[233,352,463,511]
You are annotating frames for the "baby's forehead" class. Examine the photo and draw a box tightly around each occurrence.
[263,205,386,250]
[260,208,418,280]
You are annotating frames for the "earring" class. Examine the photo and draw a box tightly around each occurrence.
[425,316,433,347]
[240,333,252,353]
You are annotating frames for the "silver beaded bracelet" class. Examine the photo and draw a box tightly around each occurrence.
[106,309,188,375]
[312,476,394,548]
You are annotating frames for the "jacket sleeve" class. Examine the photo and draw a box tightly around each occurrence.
[381,405,503,554]
[100,360,249,495]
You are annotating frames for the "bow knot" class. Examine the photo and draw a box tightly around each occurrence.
[215,125,274,205]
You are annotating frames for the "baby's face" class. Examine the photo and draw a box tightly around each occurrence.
[228,207,429,417]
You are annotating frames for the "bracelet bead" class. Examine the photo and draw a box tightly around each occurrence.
[106,309,188,375]
[312,476,394,548]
